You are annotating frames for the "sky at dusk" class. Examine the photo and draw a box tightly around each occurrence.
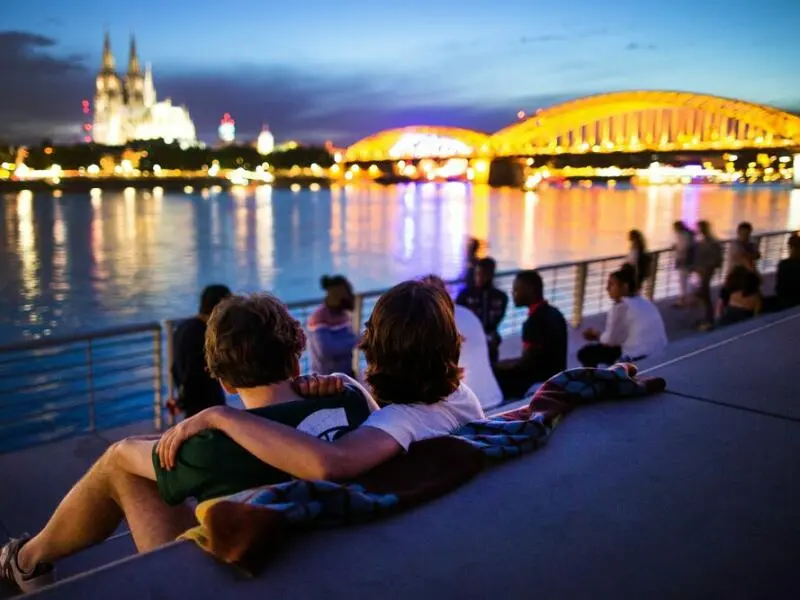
[2,0,799,145]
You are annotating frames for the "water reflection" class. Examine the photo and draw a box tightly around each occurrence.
[0,183,796,342]
[16,190,37,304]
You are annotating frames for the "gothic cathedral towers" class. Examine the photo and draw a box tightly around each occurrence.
[125,36,145,110]
[91,32,196,146]
[93,32,124,145]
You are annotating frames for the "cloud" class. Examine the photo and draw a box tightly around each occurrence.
[0,31,90,142]
[625,42,658,51]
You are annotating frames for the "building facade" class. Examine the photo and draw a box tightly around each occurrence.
[93,33,197,146]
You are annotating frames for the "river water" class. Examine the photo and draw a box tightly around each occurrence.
[2,182,799,343]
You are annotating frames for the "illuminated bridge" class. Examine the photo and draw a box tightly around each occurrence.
[344,91,800,161]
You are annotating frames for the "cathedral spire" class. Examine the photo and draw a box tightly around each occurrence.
[128,34,141,74]
[102,31,115,71]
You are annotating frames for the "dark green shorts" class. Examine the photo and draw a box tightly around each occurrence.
[152,386,371,505]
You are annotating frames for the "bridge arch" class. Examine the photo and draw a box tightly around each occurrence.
[345,126,493,162]
[491,91,800,155]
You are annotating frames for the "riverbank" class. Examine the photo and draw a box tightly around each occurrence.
[0,175,331,194]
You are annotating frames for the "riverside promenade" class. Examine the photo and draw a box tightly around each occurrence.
[1,285,798,598]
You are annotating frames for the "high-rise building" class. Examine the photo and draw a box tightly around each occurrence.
[93,33,197,146]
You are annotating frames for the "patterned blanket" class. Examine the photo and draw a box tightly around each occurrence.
[181,363,666,573]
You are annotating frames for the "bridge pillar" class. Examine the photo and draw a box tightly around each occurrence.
[469,158,491,184]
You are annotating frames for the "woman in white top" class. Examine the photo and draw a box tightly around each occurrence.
[155,279,485,480]
[578,264,668,368]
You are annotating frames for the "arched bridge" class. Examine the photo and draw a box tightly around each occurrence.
[493,91,800,155]
[344,92,800,160]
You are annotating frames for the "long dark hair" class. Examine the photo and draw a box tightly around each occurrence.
[629,229,647,254]
[360,280,462,406]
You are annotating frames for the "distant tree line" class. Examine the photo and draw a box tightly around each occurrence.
[14,139,336,171]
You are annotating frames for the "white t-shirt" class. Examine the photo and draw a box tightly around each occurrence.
[600,295,668,359]
[454,305,504,410]
[360,384,485,451]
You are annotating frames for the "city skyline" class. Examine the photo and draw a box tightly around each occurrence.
[2,0,799,145]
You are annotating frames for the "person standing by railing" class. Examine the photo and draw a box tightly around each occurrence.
[672,220,696,308]
[693,220,724,331]
[625,229,652,292]
[456,257,509,364]
[170,284,231,418]
[460,237,482,292]
[307,275,358,376]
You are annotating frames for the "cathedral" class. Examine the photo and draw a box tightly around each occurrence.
[93,33,197,147]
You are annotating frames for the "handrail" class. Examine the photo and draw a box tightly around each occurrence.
[0,322,163,354]
[0,228,794,453]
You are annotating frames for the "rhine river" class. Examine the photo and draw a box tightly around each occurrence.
[2,183,799,343]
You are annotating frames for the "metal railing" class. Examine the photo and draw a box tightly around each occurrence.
[0,229,794,452]
[0,323,163,453]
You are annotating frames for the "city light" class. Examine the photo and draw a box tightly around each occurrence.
[388,133,473,160]
[218,113,236,143]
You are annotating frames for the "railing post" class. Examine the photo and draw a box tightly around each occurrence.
[153,327,163,431]
[646,251,659,300]
[164,320,176,427]
[86,340,95,432]
[572,262,588,328]
[351,294,364,377]
[755,234,766,272]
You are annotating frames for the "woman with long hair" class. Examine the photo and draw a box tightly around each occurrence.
[625,229,651,293]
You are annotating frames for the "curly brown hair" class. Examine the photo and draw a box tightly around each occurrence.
[205,293,306,388]
[360,280,462,406]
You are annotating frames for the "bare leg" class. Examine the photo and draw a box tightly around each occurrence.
[17,439,195,570]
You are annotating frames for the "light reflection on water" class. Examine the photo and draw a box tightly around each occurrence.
[0,183,796,343]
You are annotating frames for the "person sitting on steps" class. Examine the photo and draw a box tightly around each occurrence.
[578,264,668,368]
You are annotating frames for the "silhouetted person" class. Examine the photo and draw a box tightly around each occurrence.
[770,233,800,310]
[171,284,231,417]
[456,257,509,364]
[729,221,760,272]
[493,270,567,399]
[718,266,761,326]
[625,229,652,292]
[461,237,481,291]
[693,220,724,331]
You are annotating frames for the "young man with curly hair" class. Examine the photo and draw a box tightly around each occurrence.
[2,293,375,594]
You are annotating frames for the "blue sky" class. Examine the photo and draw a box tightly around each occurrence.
[2,0,799,143]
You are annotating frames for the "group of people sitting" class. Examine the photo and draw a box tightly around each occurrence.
[4,229,799,593]
[3,279,488,592]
